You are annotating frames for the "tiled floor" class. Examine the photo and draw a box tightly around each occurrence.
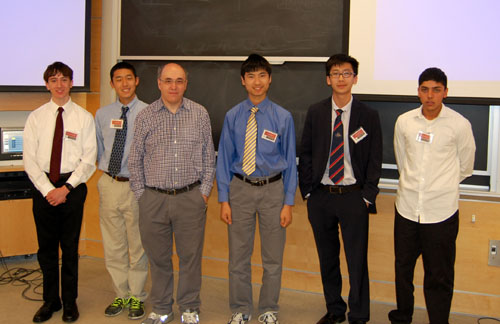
[0,256,484,324]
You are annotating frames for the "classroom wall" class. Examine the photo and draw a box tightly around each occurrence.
[0,0,498,318]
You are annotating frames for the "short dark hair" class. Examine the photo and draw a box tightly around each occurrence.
[241,54,272,77]
[43,62,73,82]
[418,67,447,88]
[325,54,359,76]
[110,61,137,80]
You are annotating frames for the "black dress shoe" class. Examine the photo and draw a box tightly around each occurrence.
[349,321,367,324]
[62,301,79,322]
[317,312,347,324]
[33,301,62,323]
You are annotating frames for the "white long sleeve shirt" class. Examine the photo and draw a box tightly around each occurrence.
[23,99,97,197]
[394,105,475,223]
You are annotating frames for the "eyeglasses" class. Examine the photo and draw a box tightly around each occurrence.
[329,71,356,79]
[159,78,186,86]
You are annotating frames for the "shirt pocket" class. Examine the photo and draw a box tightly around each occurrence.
[63,129,83,160]
[258,129,280,155]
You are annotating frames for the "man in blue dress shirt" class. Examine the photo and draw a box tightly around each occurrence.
[216,54,297,324]
[95,62,149,320]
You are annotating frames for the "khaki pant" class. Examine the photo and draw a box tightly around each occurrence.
[98,173,148,300]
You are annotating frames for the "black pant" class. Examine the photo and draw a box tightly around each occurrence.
[389,208,459,324]
[32,179,87,304]
[307,187,370,322]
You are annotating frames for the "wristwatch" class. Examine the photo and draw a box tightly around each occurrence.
[64,183,74,191]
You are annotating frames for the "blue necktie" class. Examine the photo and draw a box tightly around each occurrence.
[328,109,344,184]
[108,106,129,176]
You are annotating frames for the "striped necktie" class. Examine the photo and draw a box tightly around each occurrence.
[108,106,129,176]
[242,107,259,175]
[329,109,344,184]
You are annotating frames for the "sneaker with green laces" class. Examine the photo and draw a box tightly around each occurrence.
[105,297,128,316]
[128,296,145,320]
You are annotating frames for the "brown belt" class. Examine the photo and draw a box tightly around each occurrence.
[105,172,129,182]
[320,183,361,194]
[147,181,201,195]
[234,173,282,186]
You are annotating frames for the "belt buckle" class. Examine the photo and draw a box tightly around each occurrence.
[253,179,267,186]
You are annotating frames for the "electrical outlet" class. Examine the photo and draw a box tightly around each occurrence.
[488,240,500,266]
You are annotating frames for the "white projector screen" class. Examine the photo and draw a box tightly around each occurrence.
[0,0,89,89]
[349,0,500,100]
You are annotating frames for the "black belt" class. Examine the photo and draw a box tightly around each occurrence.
[45,172,72,182]
[147,181,201,195]
[234,173,282,186]
[105,172,129,182]
[320,183,361,194]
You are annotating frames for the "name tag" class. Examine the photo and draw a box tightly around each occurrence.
[65,131,78,141]
[416,131,433,143]
[261,129,278,143]
[350,127,368,143]
[110,119,124,129]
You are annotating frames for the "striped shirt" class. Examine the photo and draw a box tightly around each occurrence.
[128,97,216,198]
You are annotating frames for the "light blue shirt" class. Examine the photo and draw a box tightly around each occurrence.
[95,96,147,177]
[216,97,297,205]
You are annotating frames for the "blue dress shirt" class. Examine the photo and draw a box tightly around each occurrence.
[216,97,297,205]
[95,96,148,177]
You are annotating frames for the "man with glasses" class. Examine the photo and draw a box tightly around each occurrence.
[129,63,216,324]
[298,54,382,324]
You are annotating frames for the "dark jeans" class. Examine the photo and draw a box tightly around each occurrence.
[389,208,459,324]
[32,179,87,304]
[307,187,370,322]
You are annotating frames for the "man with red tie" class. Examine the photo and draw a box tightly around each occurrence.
[24,62,97,323]
[298,54,382,324]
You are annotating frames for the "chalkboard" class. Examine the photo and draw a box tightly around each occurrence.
[127,60,332,148]
[121,0,347,57]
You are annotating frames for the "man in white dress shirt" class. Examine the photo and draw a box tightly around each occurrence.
[24,62,97,323]
[388,68,476,324]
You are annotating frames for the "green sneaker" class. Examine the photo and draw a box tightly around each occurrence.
[128,296,145,320]
[105,297,128,316]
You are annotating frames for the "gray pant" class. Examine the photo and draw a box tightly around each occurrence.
[138,187,207,314]
[228,176,286,315]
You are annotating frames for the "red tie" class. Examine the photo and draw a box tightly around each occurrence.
[49,107,64,183]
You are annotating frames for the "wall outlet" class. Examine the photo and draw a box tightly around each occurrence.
[488,240,500,266]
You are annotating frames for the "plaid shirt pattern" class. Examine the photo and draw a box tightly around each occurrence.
[129,97,216,198]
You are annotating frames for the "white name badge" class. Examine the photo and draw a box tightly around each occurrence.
[65,131,78,141]
[110,119,124,129]
[416,131,433,143]
[350,127,368,144]
[261,129,278,143]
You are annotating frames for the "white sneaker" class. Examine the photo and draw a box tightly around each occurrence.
[141,311,174,324]
[181,309,200,324]
[228,312,251,324]
[258,311,279,324]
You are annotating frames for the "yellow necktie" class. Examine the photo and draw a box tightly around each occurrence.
[242,107,259,175]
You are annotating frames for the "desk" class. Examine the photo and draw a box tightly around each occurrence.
[0,166,38,257]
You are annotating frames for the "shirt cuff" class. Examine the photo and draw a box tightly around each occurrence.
[218,190,229,203]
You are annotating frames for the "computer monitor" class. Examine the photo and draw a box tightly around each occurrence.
[0,127,24,160]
